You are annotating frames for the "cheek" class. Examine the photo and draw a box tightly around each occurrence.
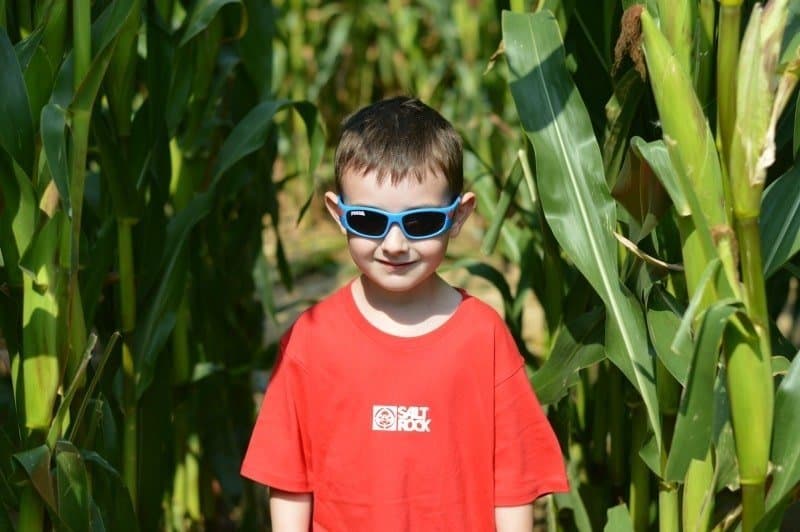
[346,236,377,256]
[414,238,448,256]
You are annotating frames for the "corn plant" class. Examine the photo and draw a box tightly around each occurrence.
[500,1,800,530]
[0,0,322,529]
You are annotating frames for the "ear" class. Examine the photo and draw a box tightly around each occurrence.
[324,191,347,234]
[449,192,476,237]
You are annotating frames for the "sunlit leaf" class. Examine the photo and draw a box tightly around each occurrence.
[503,9,661,450]
[0,151,37,287]
[631,137,688,216]
[665,301,739,481]
[604,503,634,532]
[646,286,690,386]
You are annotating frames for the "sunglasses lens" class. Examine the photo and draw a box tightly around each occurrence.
[345,210,389,236]
[402,212,447,238]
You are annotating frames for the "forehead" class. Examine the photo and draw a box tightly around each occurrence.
[339,169,451,209]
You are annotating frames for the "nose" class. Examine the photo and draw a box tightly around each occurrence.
[380,223,409,254]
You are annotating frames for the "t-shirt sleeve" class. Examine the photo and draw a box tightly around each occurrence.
[240,326,312,492]
[493,321,569,506]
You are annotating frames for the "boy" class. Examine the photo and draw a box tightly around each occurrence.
[241,97,568,531]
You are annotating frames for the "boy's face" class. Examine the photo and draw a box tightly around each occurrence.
[325,170,475,298]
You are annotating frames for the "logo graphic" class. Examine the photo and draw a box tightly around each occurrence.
[372,405,431,432]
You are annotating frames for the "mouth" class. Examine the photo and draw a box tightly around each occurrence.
[377,259,415,268]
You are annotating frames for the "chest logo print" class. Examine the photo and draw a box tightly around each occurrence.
[372,405,431,432]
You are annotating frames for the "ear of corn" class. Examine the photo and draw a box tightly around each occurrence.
[656,0,694,76]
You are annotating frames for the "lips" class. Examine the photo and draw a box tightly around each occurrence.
[377,259,415,268]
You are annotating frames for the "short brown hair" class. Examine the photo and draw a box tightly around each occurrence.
[334,96,463,195]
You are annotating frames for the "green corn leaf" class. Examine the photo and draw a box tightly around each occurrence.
[90,0,137,55]
[469,168,524,264]
[0,429,17,508]
[759,350,800,529]
[19,35,56,128]
[80,220,116,325]
[603,70,645,187]
[670,258,721,357]
[532,307,605,404]
[631,137,689,216]
[0,29,34,175]
[274,232,293,293]
[0,506,12,531]
[134,192,212,399]
[14,25,44,70]
[760,162,800,278]
[12,445,56,512]
[308,13,353,100]
[212,99,324,185]
[481,159,524,255]
[665,300,739,481]
[55,441,91,532]
[92,111,144,221]
[554,465,594,532]
[794,92,799,156]
[82,450,137,532]
[179,0,242,46]
[772,356,792,375]
[0,150,36,287]
[503,9,661,451]
[712,366,740,492]
[646,286,690,386]
[781,1,800,67]
[237,0,276,98]
[69,333,119,441]
[639,433,660,477]
[450,258,514,309]
[40,103,71,216]
[18,212,63,431]
[47,334,97,448]
[604,503,635,532]
[71,23,127,114]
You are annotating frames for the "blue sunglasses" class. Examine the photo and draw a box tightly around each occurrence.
[337,196,461,240]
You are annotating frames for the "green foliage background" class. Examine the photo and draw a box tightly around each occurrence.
[0,0,799,530]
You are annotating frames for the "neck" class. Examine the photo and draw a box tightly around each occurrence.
[358,273,444,311]
[352,274,462,336]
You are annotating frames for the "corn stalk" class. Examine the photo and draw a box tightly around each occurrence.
[503,3,800,530]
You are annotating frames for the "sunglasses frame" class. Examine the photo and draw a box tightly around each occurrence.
[337,196,462,240]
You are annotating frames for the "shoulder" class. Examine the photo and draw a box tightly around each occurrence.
[457,289,508,330]
[457,289,525,380]
[278,282,353,355]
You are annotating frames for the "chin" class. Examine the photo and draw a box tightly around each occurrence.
[363,271,437,294]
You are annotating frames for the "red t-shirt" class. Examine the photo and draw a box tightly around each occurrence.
[241,282,568,531]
